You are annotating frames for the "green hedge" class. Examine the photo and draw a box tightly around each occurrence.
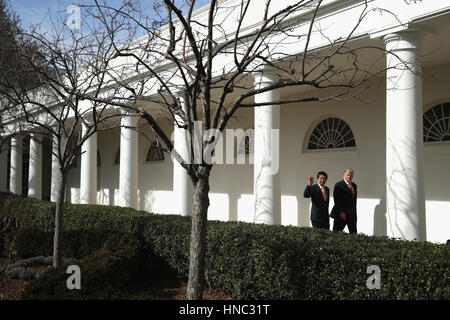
[0,191,153,234]
[1,192,449,299]
[23,245,147,300]
[11,228,143,259]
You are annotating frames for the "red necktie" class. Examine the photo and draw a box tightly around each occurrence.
[348,183,354,197]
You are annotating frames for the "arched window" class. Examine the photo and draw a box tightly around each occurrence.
[114,148,120,164]
[423,102,450,143]
[146,141,165,162]
[307,117,356,150]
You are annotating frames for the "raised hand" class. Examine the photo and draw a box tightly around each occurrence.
[308,176,314,186]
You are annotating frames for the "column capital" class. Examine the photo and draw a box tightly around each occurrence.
[252,66,280,87]
[30,131,43,139]
[10,135,24,148]
[11,134,24,140]
[120,109,140,128]
[371,20,435,41]
[120,107,138,116]
[383,29,424,52]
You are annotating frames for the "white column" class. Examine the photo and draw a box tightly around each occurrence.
[50,134,66,202]
[119,112,139,209]
[253,68,281,225]
[0,141,8,192]
[80,123,97,204]
[384,30,426,241]
[28,133,43,199]
[173,94,193,216]
[10,136,23,195]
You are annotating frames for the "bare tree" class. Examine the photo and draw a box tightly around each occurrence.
[0,0,33,152]
[4,0,401,298]
[67,0,402,299]
[77,0,398,299]
[0,6,124,267]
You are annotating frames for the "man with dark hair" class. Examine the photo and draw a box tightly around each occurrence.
[330,168,358,233]
[303,171,330,229]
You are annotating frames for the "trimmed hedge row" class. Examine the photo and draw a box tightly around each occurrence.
[10,228,175,299]
[0,192,152,234]
[23,245,147,300]
[11,228,143,259]
[1,192,449,299]
[161,219,450,299]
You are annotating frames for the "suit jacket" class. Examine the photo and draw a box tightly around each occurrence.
[303,184,330,224]
[330,180,357,221]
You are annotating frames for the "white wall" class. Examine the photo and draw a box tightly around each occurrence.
[421,63,450,243]
[279,79,386,235]
[64,63,450,244]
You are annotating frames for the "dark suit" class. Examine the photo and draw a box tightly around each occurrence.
[331,180,357,233]
[303,184,330,229]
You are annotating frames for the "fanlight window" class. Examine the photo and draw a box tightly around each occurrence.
[423,102,450,143]
[146,141,165,162]
[307,117,356,150]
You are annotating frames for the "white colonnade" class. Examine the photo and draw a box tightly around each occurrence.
[384,29,426,241]
[119,111,139,209]
[253,68,281,225]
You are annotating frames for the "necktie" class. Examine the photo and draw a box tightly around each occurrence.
[348,183,354,196]
[321,187,327,201]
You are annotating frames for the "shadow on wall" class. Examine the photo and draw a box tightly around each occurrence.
[109,187,115,206]
[140,189,156,212]
[97,188,114,206]
[373,196,386,236]
[253,187,282,225]
[387,139,427,240]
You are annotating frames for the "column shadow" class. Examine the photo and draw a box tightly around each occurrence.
[373,196,387,236]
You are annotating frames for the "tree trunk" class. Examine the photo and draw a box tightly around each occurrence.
[52,171,66,268]
[186,166,211,300]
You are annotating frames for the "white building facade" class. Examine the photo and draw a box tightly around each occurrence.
[1,0,449,243]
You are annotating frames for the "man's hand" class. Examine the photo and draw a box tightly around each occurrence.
[340,212,347,221]
[308,176,314,186]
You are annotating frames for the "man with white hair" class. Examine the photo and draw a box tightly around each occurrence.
[330,168,358,234]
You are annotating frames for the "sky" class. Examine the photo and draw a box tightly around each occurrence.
[10,0,211,38]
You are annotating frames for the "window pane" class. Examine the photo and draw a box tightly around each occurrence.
[423,103,450,143]
[307,118,356,151]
